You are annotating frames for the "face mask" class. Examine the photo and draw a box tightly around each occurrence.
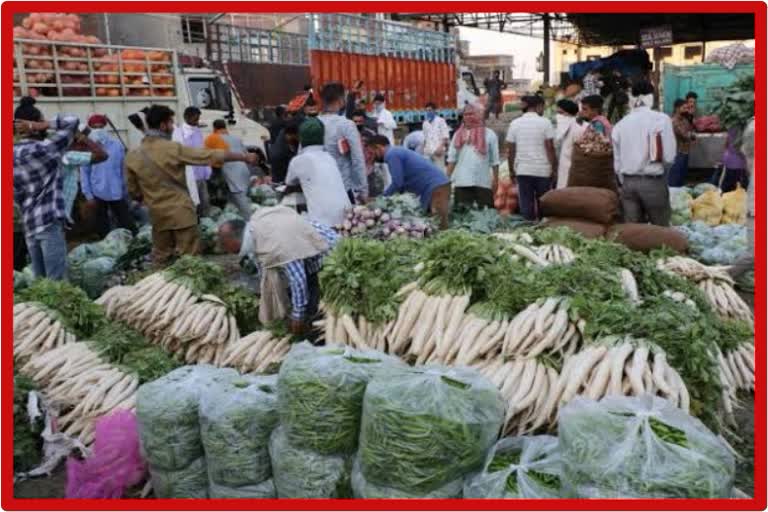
[426,112,436,122]
[375,103,384,113]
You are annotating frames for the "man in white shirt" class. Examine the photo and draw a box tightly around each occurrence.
[402,129,426,154]
[612,80,676,226]
[285,117,351,227]
[422,102,451,170]
[554,99,585,189]
[505,95,557,220]
[172,106,211,216]
[373,93,397,144]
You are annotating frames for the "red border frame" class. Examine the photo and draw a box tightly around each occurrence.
[3,1,765,510]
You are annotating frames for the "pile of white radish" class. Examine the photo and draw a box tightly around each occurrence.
[536,244,576,265]
[502,297,583,359]
[657,256,752,323]
[316,310,393,354]
[97,273,240,364]
[19,342,138,446]
[221,331,292,374]
[618,268,641,305]
[13,302,76,359]
[716,341,755,423]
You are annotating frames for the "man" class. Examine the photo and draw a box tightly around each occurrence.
[125,105,259,267]
[81,114,136,237]
[422,102,451,170]
[611,80,676,226]
[402,128,425,154]
[269,105,288,143]
[373,93,397,144]
[579,95,612,138]
[483,71,506,120]
[576,68,602,102]
[172,106,212,216]
[352,109,386,198]
[685,91,698,118]
[13,97,78,280]
[318,82,368,203]
[505,95,557,220]
[61,128,108,226]
[225,206,340,335]
[367,135,451,229]
[204,119,254,219]
[668,99,696,187]
[728,117,755,279]
[447,103,500,209]
[285,118,351,227]
[269,124,299,183]
[554,99,585,189]
[351,109,378,137]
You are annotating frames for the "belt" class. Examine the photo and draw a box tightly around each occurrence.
[622,173,664,179]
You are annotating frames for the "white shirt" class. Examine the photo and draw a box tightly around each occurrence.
[555,116,586,188]
[402,131,426,154]
[505,112,556,177]
[612,106,676,177]
[285,145,351,226]
[447,128,500,189]
[422,116,450,156]
[375,107,397,144]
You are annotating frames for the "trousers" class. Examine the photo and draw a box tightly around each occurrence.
[516,175,553,220]
[26,221,67,280]
[620,174,671,226]
[152,225,201,268]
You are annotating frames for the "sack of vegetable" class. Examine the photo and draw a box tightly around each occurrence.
[208,479,276,499]
[269,425,353,498]
[721,184,747,225]
[607,224,689,254]
[149,456,209,499]
[277,342,403,455]
[137,365,237,471]
[669,187,694,226]
[691,190,724,226]
[199,374,279,489]
[559,395,735,498]
[540,217,608,239]
[567,145,618,193]
[351,456,463,498]
[539,187,619,225]
[79,256,117,298]
[463,436,563,498]
[358,365,504,494]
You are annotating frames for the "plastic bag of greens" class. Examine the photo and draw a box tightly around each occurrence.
[209,479,276,499]
[351,457,462,498]
[278,342,403,455]
[463,436,563,498]
[199,374,279,488]
[669,188,693,226]
[104,228,134,245]
[149,457,208,499]
[358,365,504,494]
[14,271,29,292]
[269,425,352,498]
[136,225,152,243]
[137,365,237,471]
[68,243,100,264]
[79,257,117,298]
[207,206,223,220]
[559,395,734,498]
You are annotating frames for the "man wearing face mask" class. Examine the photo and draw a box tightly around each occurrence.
[422,102,451,171]
[554,99,585,189]
[125,105,260,267]
[611,81,676,226]
[373,93,397,144]
[80,114,136,237]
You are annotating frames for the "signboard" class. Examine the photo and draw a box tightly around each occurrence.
[640,25,673,48]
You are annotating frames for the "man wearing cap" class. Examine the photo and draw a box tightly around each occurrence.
[81,114,136,237]
[373,93,397,144]
[285,118,351,227]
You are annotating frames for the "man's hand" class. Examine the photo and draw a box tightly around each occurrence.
[289,318,305,336]
[15,120,49,134]
[491,176,499,196]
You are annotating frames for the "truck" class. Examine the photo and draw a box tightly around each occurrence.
[205,13,480,126]
[13,38,270,151]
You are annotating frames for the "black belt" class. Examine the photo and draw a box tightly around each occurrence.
[623,173,664,179]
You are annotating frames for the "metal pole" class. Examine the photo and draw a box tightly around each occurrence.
[103,13,111,45]
[542,13,551,84]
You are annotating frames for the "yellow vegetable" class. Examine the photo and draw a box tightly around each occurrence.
[691,190,724,226]
[721,184,747,225]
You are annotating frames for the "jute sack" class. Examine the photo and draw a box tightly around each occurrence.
[540,187,619,225]
[607,223,689,254]
[567,145,618,193]
[540,217,608,239]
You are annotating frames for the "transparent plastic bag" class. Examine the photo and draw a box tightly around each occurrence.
[209,479,276,499]
[463,436,563,498]
[269,425,352,498]
[137,365,237,471]
[65,410,146,498]
[351,456,462,498]
[691,190,724,226]
[358,365,504,494]
[149,457,208,499]
[79,257,117,298]
[199,374,279,488]
[277,342,403,455]
[559,395,735,498]
[668,187,693,226]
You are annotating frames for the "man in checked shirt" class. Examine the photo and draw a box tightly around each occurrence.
[13,97,80,280]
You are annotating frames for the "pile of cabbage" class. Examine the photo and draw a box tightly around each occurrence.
[676,221,747,265]
[67,229,134,298]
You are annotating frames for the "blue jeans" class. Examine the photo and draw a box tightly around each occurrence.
[25,221,68,280]
[516,175,553,220]
[667,152,689,187]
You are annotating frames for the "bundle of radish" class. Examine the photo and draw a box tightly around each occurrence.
[618,268,641,305]
[502,297,583,359]
[426,303,506,367]
[165,297,240,365]
[19,342,138,445]
[492,231,534,245]
[220,331,292,374]
[697,278,753,323]
[472,358,560,436]
[656,256,731,283]
[536,244,576,265]
[553,337,690,413]
[13,302,77,359]
[318,310,393,353]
